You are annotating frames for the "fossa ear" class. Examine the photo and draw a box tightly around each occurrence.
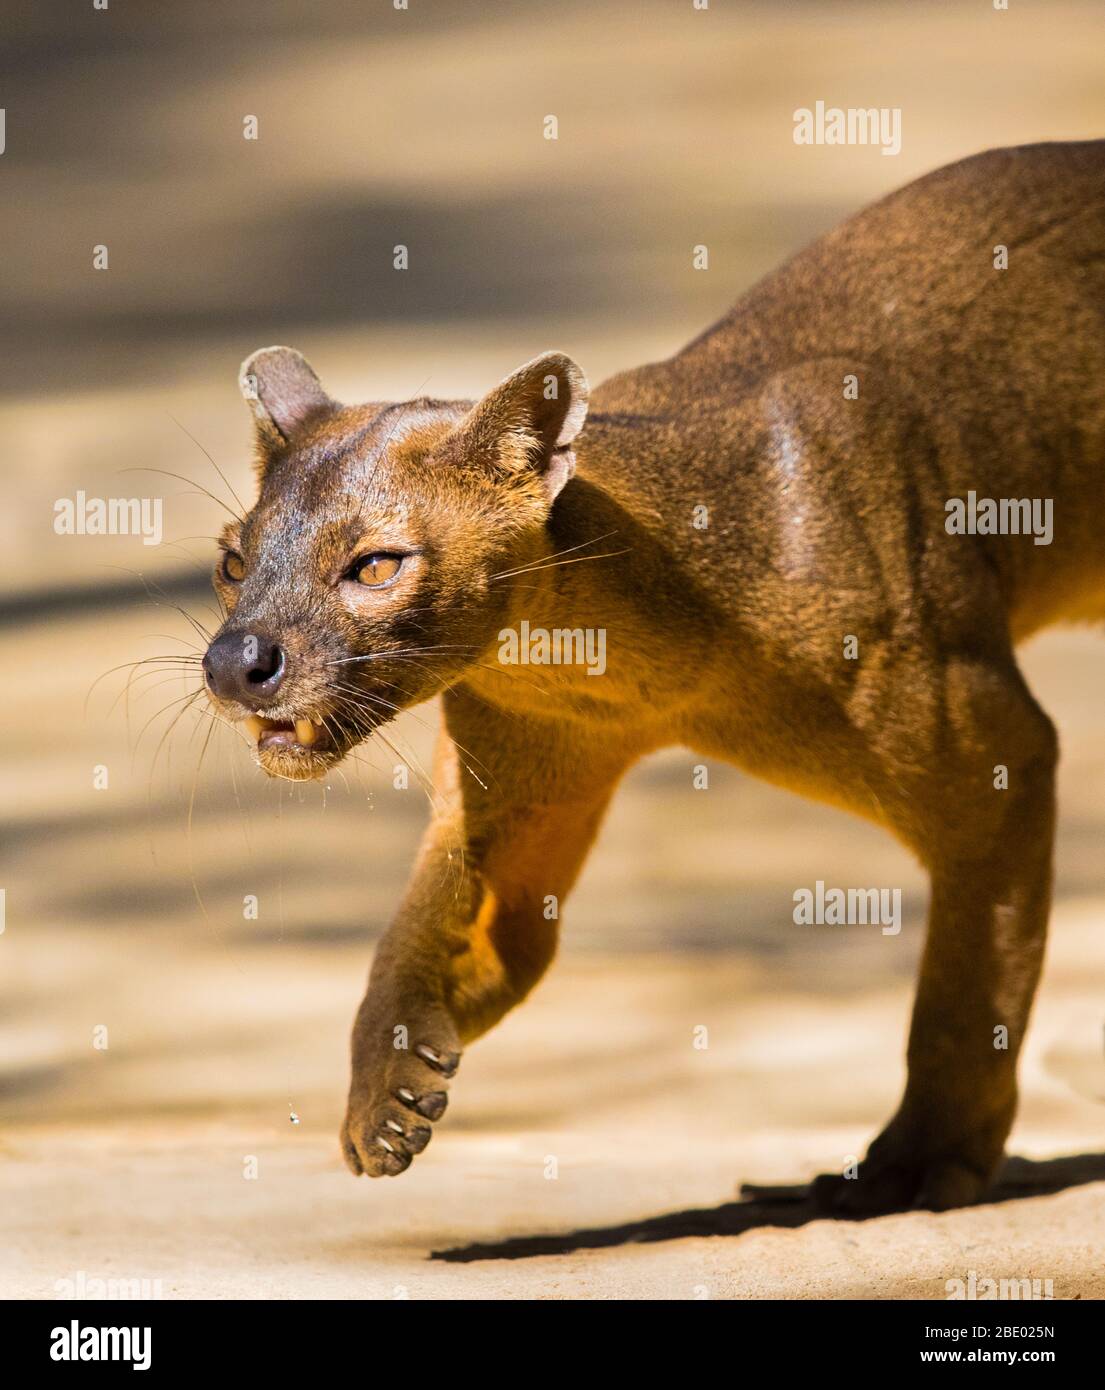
[239,346,337,449]
[447,351,589,501]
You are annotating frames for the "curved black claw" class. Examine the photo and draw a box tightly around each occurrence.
[397,1086,449,1121]
[414,1043,461,1078]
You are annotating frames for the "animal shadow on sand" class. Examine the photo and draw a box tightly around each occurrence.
[431,1152,1105,1262]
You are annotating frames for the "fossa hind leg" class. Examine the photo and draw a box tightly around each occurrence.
[814,648,1057,1214]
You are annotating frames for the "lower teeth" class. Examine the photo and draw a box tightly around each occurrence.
[244,717,322,748]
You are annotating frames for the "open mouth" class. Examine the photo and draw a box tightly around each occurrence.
[244,715,331,754]
[240,714,343,781]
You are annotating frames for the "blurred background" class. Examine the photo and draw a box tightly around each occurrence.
[3,0,1105,1299]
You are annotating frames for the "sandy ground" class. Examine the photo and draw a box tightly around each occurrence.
[2,610,1105,1300]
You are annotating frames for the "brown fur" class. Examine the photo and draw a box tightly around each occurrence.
[205,141,1105,1212]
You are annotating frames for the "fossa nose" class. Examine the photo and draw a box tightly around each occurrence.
[203,628,286,707]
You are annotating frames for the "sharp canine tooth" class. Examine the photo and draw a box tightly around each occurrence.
[295,718,318,746]
[245,716,265,741]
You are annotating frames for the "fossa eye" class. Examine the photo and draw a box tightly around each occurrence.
[222,550,246,582]
[351,553,404,587]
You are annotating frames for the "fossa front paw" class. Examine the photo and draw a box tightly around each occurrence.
[341,1039,461,1177]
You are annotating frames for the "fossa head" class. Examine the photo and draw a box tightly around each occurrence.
[202,346,588,780]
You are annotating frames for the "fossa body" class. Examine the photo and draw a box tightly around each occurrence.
[202,141,1105,1212]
